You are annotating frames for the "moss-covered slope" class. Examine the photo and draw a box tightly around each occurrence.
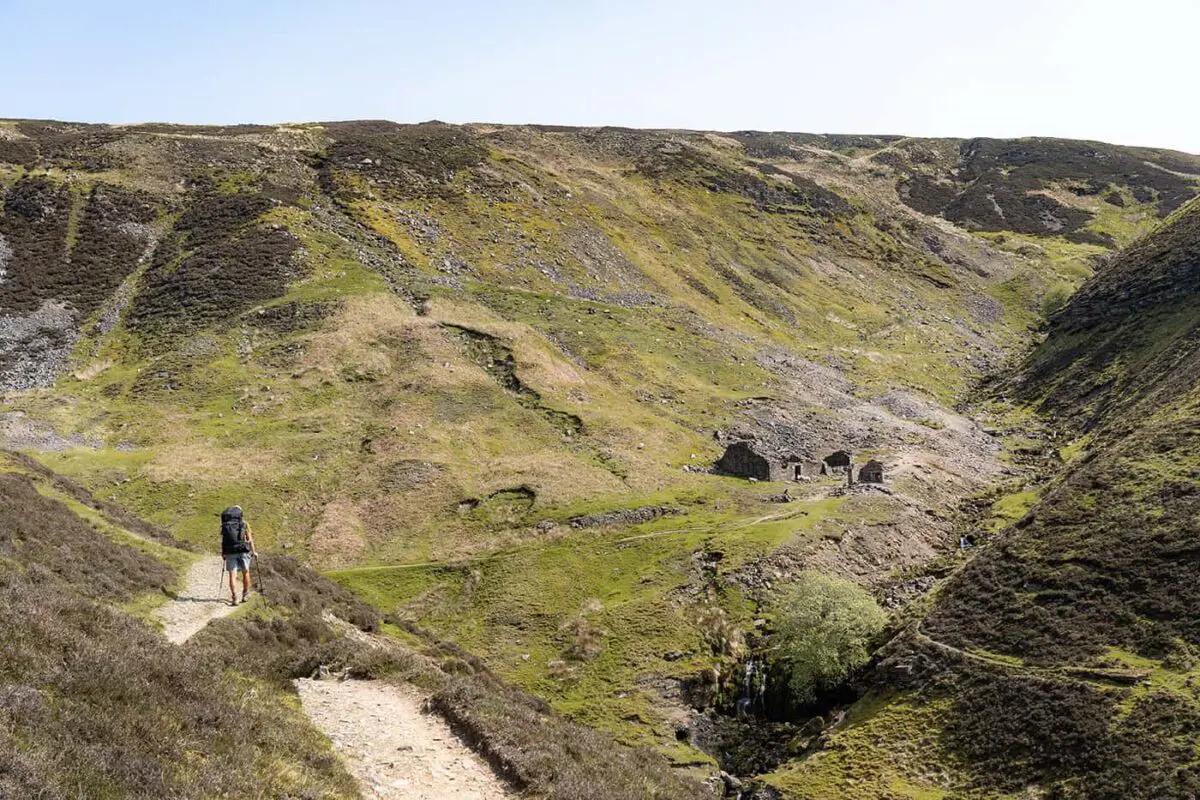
[4,119,1189,557]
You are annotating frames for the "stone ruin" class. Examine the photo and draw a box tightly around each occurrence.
[716,441,882,484]
[715,441,790,482]
[858,459,885,484]
[794,460,826,480]
[822,450,852,474]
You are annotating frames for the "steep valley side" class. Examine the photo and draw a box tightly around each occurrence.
[763,198,1200,799]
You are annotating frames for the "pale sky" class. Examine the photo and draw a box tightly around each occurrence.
[1,0,1197,152]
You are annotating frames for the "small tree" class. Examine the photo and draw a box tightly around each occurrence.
[768,571,888,705]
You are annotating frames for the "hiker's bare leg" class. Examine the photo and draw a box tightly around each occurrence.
[242,569,251,595]
[227,570,236,595]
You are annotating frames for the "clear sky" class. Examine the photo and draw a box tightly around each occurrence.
[1,0,1197,152]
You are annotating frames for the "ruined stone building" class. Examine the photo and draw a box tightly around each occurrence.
[716,441,789,481]
[858,459,885,483]
[717,441,870,484]
[823,450,852,474]
[794,460,826,480]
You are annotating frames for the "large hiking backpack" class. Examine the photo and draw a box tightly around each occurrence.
[220,506,251,554]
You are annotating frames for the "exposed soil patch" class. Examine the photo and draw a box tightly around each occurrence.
[445,324,584,437]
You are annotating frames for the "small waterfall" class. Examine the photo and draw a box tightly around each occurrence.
[736,659,768,716]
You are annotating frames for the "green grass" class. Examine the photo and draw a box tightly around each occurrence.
[760,693,966,799]
[1059,433,1093,463]
[8,123,1108,574]
[332,495,848,750]
[987,489,1039,532]
[1,121,1145,785]
[1099,647,1200,717]
[1083,194,1163,248]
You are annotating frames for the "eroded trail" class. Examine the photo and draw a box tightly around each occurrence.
[295,678,515,800]
[156,557,512,797]
[155,555,240,644]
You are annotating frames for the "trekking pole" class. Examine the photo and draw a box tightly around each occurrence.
[218,560,226,596]
[253,553,264,595]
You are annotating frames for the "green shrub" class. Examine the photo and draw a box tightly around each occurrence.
[1040,282,1073,318]
[768,571,888,704]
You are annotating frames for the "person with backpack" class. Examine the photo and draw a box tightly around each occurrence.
[220,505,257,606]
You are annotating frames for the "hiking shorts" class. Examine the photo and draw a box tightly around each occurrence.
[224,553,252,572]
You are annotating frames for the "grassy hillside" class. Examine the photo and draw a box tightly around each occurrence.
[0,448,704,798]
[2,119,1199,782]
[0,449,363,798]
[761,199,1200,798]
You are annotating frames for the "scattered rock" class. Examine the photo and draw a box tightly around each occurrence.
[0,301,77,392]
[0,412,101,452]
[569,505,681,529]
[883,575,937,609]
[720,771,743,793]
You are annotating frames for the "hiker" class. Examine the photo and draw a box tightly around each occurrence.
[220,505,257,606]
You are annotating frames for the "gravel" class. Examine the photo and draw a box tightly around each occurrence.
[0,412,100,451]
[0,233,11,282]
[0,301,78,392]
[296,678,514,800]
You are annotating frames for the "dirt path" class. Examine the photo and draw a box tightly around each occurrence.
[153,564,512,800]
[912,625,1148,686]
[295,678,515,800]
[155,555,241,644]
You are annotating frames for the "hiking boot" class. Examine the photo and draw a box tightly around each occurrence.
[230,593,238,607]
[241,590,249,604]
